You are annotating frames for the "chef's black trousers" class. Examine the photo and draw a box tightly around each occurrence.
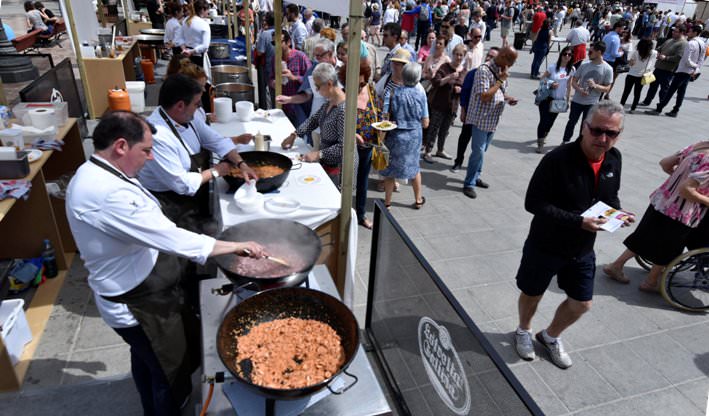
[114,325,181,416]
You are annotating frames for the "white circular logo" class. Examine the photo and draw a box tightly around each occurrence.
[418,317,471,415]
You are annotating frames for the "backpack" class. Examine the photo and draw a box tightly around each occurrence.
[419,4,429,21]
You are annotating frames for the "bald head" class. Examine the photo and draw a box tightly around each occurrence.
[469,27,482,45]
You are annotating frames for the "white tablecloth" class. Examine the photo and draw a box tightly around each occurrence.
[210,109,357,307]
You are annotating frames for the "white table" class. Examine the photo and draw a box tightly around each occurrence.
[209,109,358,308]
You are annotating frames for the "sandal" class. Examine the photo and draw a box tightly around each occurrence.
[603,265,630,284]
[358,217,373,229]
[413,196,426,209]
[638,281,660,293]
[384,203,392,212]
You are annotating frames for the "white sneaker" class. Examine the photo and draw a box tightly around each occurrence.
[514,330,536,361]
[535,331,572,369]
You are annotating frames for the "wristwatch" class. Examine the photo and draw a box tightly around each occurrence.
[210,168,220,179]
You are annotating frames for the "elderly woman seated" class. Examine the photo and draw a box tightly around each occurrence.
[282,63,358,189]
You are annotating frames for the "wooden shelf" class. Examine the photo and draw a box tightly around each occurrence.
[0,118,85,392]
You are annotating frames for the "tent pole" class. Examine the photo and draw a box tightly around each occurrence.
[244,0,252,71]
[273,0,282,107]
[336,1,363,290]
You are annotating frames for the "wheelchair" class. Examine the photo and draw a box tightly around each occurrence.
[635,248,709,312]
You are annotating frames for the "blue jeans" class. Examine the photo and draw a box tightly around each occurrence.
[562,101,593,143]
[531,48,548,77]
[656,72,691,113]
[355,145,373,222]
[463,125,495,188]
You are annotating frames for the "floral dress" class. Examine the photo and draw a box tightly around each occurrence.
[379,85,429,180]
[650,142,709,228]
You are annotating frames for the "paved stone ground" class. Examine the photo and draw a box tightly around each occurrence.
[0,17,708,416]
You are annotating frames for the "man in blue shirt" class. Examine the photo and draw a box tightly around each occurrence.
[404,0,433,50]
[602,21,626,99]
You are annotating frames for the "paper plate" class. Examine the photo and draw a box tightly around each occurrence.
[371,121,397,131]
[27,149,43,163]
[264,197,301,214]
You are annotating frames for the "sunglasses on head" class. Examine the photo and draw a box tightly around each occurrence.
[584,122,621,138]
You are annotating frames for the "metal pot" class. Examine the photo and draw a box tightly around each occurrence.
[216,287,360,399]
[208,42,230,60]
[212,64,250,85]
[214,219,321,291]
[222,151,296,194]
[214,83,254,107]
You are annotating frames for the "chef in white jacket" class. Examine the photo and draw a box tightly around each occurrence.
[66,111,265,415]
[139,74,256,230]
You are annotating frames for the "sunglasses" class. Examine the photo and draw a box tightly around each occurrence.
[562,52,572,56]
[472,35,482,39]
[584,122,621,138]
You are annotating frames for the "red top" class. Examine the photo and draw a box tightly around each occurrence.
[588,154,605,188]
[532,11,547,33]
[401,13,416,33]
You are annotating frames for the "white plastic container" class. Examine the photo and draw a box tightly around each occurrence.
[235,101,253,122]
[0,299,32,366]
[0,129,24,150]
[13,102,68,126]
[125,81,146,113]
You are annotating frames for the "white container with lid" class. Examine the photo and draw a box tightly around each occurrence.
[0,129,24,151]
[235,101,253,122]
[125,81,146,113]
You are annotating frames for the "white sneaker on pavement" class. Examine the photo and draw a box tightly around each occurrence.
[535,331,572,369]
[514,329,535,361]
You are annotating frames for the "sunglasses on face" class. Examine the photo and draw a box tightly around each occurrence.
[472,35,482,39]
[585,122,621,138]
[562,52,572,56]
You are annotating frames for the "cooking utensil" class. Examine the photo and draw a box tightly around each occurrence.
[214,219,321,291]
[212,65,251,85]
[223,151,298,194]
[213,83,254,108]
[216,287,360,399]
[242,248,290,267]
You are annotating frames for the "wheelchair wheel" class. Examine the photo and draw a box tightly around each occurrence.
[635,255,653,271]
[660,248,709,312]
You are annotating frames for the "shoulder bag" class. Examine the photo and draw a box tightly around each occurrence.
[640,54,655,85]
[371,90,390,171]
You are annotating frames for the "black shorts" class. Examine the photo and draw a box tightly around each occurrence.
[515,241,596,302]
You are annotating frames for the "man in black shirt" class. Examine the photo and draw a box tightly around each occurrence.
[513,101,634,369]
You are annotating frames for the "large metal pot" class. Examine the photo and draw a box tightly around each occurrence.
[214,219,321,291]
[212,64,250,85]
[222,151,297,194]
[216,287,360,399]
[214,83,254,107]
[208,42,230,59]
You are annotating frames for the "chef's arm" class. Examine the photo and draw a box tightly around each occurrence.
[210,240,266,258]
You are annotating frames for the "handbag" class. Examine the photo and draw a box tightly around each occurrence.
[615,63,630,74]
[371,89,390,171]
[550,99,569,113]
[640,54,655,85]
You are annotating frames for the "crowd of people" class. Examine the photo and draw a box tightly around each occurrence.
[60,2,709,414]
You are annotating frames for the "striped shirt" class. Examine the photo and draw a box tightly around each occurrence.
[465,61,508,132]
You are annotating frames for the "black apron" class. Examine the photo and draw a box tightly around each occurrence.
[150,109,213,232]
[90,158,199,405]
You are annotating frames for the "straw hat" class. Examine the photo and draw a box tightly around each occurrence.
[390,48,412,64]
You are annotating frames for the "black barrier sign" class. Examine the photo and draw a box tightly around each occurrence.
[418,317,471,415]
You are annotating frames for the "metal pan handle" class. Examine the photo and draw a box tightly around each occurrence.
[327,369,358,395]
[290,161,303,170]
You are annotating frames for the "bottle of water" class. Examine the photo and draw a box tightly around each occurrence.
[41,239,58,278]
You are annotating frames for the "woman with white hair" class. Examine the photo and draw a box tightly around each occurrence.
[380,62,430,209]
[281,63,358,188]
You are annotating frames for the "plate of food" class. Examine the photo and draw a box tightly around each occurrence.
[27,149,43,163]
[297,174,322,185]
[371,121,397,131]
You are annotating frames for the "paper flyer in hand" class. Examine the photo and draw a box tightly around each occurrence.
[581,201,632,233]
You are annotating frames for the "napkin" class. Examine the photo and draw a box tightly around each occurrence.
[0,179,32,200]
[31,138,65,151]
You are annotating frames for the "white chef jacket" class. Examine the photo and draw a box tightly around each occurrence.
[164,17,185,47]
[139,107,236,195]
[66,155,216,327]
[182,16,211,55]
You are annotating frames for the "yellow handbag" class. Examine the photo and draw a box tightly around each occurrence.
[370,90,390,171]
[641,72,656,85]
